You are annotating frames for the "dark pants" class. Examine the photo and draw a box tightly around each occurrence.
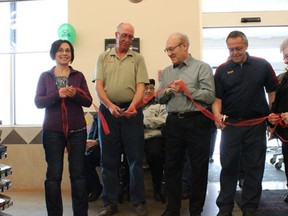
[182,122,217,191]
[282,141,288,186]
[145,137,165,189]
[84,145,102,196]
[42,129,88,216]
[164,113,211,215]
[182,151,191,191]
[99,104,146,207]
[209,123,218,159]
[216,121,266,213]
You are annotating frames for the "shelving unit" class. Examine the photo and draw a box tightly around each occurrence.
[0,130,13,213]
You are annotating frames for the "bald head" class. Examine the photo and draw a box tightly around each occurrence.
[116,22,135,35]
[165,32,190,64]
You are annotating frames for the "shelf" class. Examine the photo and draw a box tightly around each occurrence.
[0,146,7,155]
[0,144,7,160]
[0,165,12,178]
[0,179,11,193]
[0,154,6,161]
[0,194,12,212]
[0,133,13,213]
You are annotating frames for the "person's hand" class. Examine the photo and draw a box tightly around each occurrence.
[86,139,97,148]
[123,105,137,118]
[268,113,280,125]
[65,85,76,98]
[59,86,76,98]
[170,79,184,94]
[108,104,125,118]
[59,87,68,98]
[281,112,288,124]
[214,114,228,130]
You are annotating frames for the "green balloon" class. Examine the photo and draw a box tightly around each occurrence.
[58,23,76,43]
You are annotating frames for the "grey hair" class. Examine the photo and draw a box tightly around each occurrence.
[280,38,288,53]
[226,30,248,45]
[170,32,190,48]
[116,22,134,33]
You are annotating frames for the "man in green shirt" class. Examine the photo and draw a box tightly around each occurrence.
[95,22,149,216]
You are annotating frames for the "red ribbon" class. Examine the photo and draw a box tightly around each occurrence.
[177,80,288,142]
[269,116,288,142]
[61,87,94,153]
[61,98,70,152]
[87,80,277,141]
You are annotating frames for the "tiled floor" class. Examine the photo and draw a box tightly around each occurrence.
[1,176,233,216]
[1,137,287,216]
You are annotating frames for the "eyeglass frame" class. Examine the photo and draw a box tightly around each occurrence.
[228,46,245,53]
[164,42,183,53]
[117,32,135,41]
[57,48,71,54]
[144,86,155,91]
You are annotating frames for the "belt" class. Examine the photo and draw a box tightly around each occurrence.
[112,101,131,109]
[168,111,202,118]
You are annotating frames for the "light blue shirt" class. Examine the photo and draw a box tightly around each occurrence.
[156,55,215,112]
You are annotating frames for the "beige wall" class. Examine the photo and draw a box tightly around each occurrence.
[69,0,202,109]
[4,0,202,190]
[3,143,71,190]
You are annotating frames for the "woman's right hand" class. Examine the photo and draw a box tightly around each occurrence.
[59,87,68,98]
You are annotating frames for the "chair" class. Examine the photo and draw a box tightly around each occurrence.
[269,138,283,170]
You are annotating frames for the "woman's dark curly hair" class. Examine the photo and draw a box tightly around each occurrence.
[50,39,74,63]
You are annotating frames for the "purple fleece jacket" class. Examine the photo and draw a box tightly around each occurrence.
[35,66,92,132]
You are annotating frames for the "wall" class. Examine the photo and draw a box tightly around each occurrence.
[69,0,202,108]
[1,0,202,190]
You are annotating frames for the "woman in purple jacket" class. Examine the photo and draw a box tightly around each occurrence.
[35,39,92,216]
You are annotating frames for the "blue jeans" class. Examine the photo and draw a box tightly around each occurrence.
[42,129,88,216]
[98,104,146,207]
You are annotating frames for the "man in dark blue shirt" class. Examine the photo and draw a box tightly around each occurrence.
[212,30,278,216]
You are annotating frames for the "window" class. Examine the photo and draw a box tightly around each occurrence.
[203,27,287,75]
[0,0,67,125]
[202,0,288,75]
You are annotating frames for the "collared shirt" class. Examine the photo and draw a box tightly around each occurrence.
[214,53,278,118]
[156,55,215,112]
[96,48,149,103]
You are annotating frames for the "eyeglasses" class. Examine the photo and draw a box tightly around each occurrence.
[164,43,183,53]
[283,54,288,60]
[228,46,244,52]
[57,48,71,54]
[145,86,155,91]
[117,32,135,41]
